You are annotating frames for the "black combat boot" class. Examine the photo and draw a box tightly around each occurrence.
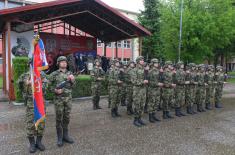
[215,103,223,108]
[121,100,126,106]
[56,128,63,147]
[152,113,161,122]
[111,108,116,118]
[187,106,193,114]
[149,113,155,123]
[166,111,174,119]
[96,103,102,109]
[205,103,212,110]
[63,128,74,144]
[36,136,45,151]
[114,107,121,117]
[163,111,168,119]
[138,117,146,126]
[133,117,142,127]
[179,107,186,116]
[197,104,202,112]
[127,106,133,115]
[28,137,36,153]
[93,101,97,110]
[175,108,181,117]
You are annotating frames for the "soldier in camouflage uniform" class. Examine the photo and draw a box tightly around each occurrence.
[147,58,162,123]
[90,59,105,110]
[120,63,127,106]
[131,56,148,127]
[126,60,135,115]
[162,61,176,119]
[204,65,215,110]
[174,61,187,117]
[195,64,207,112]
[214,66,226,108]
[107,60,115,108]
[18,70,47,153]
[185,63,197,114]
[108,59,123,117]
[49,56,75,147]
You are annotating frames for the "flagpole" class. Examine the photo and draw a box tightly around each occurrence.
[178,0,184,62]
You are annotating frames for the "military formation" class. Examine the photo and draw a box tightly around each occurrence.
[18,55,226,153]
[95,56,226,128]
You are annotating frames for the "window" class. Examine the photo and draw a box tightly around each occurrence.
[97,39,102,47]
[123,40,131,48]
[117,41,122,48]
[106,42,112,48]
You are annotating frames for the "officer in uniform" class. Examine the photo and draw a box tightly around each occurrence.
[162,61,176,119]
[18,66,46,153]
[49,56,75,147]
[126,60,135,115]
[205,65,215,110]
[174,61,187,117]
[147,58,162,123]
[108,59,123,117]
[214,65,226,108]
[90,59,105,110]
[195,64,207,112]
[131,56,148,127]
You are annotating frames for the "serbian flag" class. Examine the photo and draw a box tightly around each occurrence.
[30,34,48,129]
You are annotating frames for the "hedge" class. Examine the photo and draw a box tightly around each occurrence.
[12,57,29,102]
[45,75,108,100]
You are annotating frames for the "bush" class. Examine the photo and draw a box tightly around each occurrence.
[45,75,108,100]
[12,57,29,102]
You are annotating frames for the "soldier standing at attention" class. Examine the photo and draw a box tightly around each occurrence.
[162,61,176,119]
[185,63,197,114]
[90,59,105,110]
[18,69,46,153]
[147,58,163,123]
[195,64,207,112]
[108,59,123,117]
[204,65,214,110]
[120,63,128,106]
[49,56,75,147]
[131,56,148,127]
[126,60,135,115]
[107,60,115,108]
[214,66,226,108]
[174,61,187,117]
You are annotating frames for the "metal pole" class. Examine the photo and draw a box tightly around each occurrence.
[178,0,184,62]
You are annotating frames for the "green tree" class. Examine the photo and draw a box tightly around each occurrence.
[138,0,163,61]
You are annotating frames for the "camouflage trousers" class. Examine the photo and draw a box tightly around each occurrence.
[205,85,214,104]
[196,86,206,106]
[185,85,196,107]
[174,86,185,108]
[126,84,133,108]
[109,85,121,109]
[26,100,45,137]
[147,87,160,113]
[215,84,223,104]
[162,88,173,112]
[54,96,72,130]
[133,86,146,118]
[91,82,101,105]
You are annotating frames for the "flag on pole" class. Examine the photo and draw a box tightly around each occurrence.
[30,33,48,129]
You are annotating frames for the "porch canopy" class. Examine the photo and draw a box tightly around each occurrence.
[0,0,151,42]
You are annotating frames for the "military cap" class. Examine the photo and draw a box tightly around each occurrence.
[136,56,144,63]
[57,56,67,65]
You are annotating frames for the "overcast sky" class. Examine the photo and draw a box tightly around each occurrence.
[29,0,144,13]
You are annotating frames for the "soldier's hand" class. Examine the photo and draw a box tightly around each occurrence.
[68,75,75,82]
[194,82,198,85]
[160,68,164,72]
[55,89,63,94]
[158,82,164,87]
[205,83,208,86]
[26,79,31,85]
[171,84,176,88]
[97,77,104,81]
[144,80,149,84]
[186,70,190,74]
[214,82,218,84]
[224,82,228,84]
[185,81,190,84]
[118,80,123,84]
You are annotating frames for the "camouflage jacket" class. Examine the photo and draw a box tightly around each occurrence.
[131,65,145,86]
[90,66,105,83]
[148,68,161,88]
[124,67,134,84]
[204,71,215,85]
[215,72,225,85]
[48,69,75,96]
[162,68,174,88]
[174,69,185,86]
[108,67,121,86]
[196,72,205,86]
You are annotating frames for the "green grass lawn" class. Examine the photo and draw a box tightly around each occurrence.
[0,75,2,88]
[227,78,235,84]
[228,71,235,76]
